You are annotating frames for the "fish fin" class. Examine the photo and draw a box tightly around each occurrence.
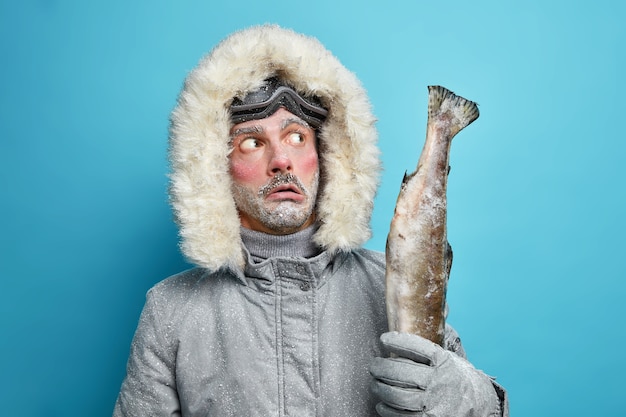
[427,85,479,131]
[444,241,453,278]
[401,169,418,186]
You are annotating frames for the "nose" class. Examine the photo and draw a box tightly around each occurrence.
[267,143,292,175]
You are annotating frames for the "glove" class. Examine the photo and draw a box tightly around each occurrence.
[370,332,501,417]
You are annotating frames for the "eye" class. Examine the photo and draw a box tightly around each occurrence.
[287,132,306,146]
[239,137,262,152]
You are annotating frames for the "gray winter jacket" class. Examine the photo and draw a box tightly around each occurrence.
[114,228,475,416]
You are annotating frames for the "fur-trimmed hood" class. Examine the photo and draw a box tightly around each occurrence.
[168,25,381,271]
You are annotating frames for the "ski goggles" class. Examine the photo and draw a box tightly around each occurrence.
[230,77,328,128]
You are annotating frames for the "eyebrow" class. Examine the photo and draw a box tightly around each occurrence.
[230,116,312,140]
[281,117,311,130]
[230,125,263,139]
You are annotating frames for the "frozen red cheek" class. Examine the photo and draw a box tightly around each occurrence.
[298,153,319,175]
[229,159,261,184]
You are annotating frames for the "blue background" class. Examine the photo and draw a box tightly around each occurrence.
[1,1,624,415]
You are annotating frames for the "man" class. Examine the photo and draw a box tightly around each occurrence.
[114,25,508,416]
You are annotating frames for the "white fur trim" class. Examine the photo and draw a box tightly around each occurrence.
[169,25,381,270]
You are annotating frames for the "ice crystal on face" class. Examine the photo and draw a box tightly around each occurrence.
[231,171,319,234]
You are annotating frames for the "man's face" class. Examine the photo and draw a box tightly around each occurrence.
[228,107,320,235]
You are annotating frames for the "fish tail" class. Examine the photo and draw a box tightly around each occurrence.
[427,85,479,131]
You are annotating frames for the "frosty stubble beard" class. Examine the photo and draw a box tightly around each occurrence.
[231,171,320,234]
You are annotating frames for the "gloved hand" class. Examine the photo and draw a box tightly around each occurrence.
[370,332,501,417]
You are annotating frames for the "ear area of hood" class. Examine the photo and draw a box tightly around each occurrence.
[168,24,381,271]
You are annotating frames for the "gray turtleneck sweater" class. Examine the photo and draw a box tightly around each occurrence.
[240,225,322,262]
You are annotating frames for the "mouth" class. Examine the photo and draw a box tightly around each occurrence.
[265,184,304,202]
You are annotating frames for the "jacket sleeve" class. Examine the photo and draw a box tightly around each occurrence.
[113,289,181,417]
[444,325,510,417]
